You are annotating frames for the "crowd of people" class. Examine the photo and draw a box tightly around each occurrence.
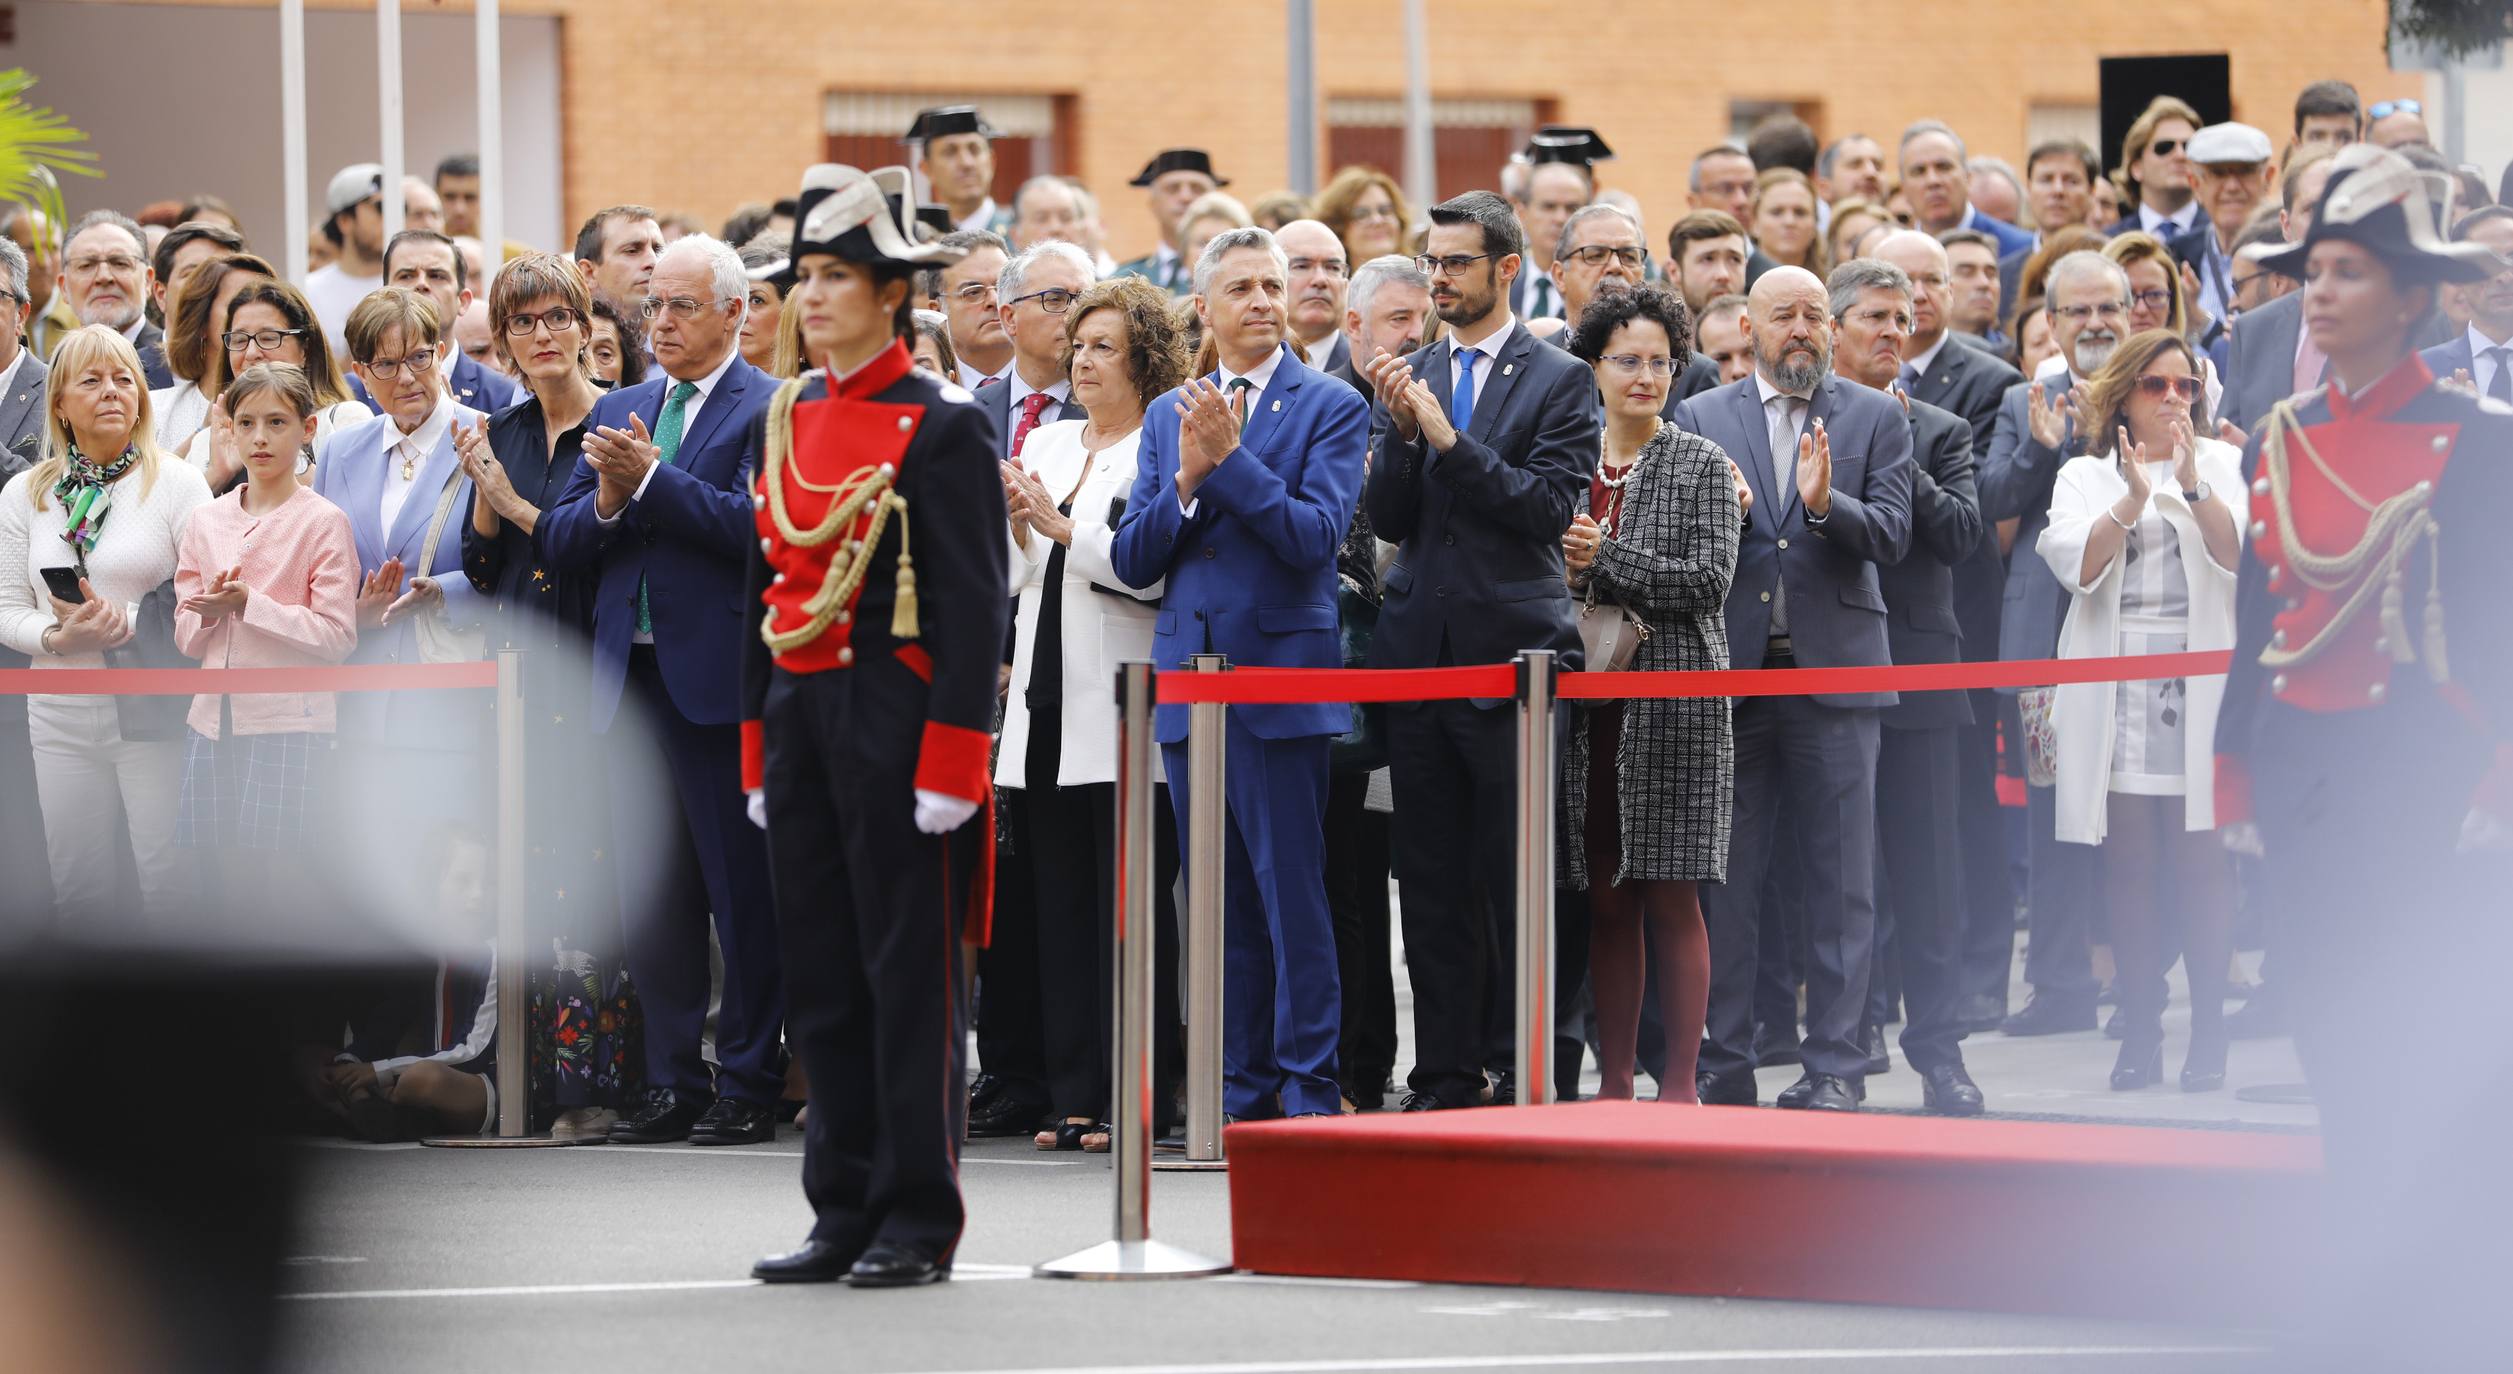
[1,75,2510,1288]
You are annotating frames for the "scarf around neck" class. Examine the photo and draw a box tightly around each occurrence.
[53,441,138,571]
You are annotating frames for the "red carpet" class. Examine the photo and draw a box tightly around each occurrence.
[1227,1102,2320,1320]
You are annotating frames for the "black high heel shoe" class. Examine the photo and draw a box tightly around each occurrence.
[1035,1119,1092,1151]
[2111,1040,2164,1091]
[2180,1034,2228,1093]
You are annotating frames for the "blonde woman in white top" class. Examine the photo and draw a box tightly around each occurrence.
[0,326,212,923]
[2036,329,2245,1093]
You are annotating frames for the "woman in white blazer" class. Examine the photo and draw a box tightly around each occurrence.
[2037,330,2246,1094]
[997,278,1190,1152]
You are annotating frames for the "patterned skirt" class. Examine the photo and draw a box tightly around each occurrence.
[178,729,331,850]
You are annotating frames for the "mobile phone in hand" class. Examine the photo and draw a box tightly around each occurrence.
[38,566,85,605]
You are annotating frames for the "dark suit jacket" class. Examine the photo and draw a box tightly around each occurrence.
[1669,372,1914,708]
[1110,344,1367,743]
[1907,333,2018,459]
[133,322,172,390]
[1977,375,2084,682]
[1880,396,1981,731]
[1366,320,1598,683]
[0,351,47,724]
[2419,331,2507,390]
[1997,242,2032,323]
[977,377,1086,463]
[2106,207,2209,242]
[2221,290,2311,436]
[539,355,774,732]
[1963,210,2036,260]
[1742,246,1780,289]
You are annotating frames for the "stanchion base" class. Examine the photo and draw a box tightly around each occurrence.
[1034,1238,1231,1280]
[2233,1083,2316,1106]
[1151,1157,1230,1173]
[418,1133,585,1148]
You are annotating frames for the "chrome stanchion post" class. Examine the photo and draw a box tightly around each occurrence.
[426,647,566,1147]
[1160,653,1229,1172]
[1513,650,1558,1107]
[1037,662,1228,1279]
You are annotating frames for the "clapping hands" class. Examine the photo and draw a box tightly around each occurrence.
[182,565,249,623]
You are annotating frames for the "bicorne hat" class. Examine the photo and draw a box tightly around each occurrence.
[751,165,969,285]
[2259,143,2508,286]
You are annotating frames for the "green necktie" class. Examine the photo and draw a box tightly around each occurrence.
[634,380,698,635]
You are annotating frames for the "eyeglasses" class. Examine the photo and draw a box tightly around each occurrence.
[2147,139,2185,158]
[1287,256,1349,278]
[1598,354,1676,377]
[2368,99,2422,120]
[949,282,998,305]
[1414,252,1495,277]
[362,347,438,380]
[2135,375,2203,402]
[1006,287,1078,315]
[503,306,583,337]
[1352,204,1401,223]
[1563,245,1646,271]
[639,295,720,321]
[223,327,308,352]
[2051,302,2130,324]
[2130,288,2174,311]
[66,254,144,277]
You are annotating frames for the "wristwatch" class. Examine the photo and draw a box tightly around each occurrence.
[2183,481,2210,503]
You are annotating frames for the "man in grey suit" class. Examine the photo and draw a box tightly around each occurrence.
[1363,191,1598,1110]
[1671,265,1912,1112]
[983,241,1095,462]
[1976,250,2131,1035]
[0,233,52,922]
[1827,257,1986,1115]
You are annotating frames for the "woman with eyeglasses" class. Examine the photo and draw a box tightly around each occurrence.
[1314,165,1412,267]
[151,251,275,455]
[2035,329,2245,1093]
[1556,285,1740,1105]
[2105,232,2225,417]
[448,251,639,1141]
[183,280,367,491]
[313,288,489,833]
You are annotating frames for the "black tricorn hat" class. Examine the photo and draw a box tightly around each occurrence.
[1131,148,1228,188]
[2259,143,2507,286]
[751,165,969,285]
[1525,125,1614,169]
[905,105,1000,144]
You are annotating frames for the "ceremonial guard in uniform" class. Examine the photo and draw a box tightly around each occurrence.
[2213,143,2513,1365]
[741,166,1008,1288]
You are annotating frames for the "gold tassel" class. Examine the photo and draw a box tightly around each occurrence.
[2423,525,2449,683]
[890,493,920,640]
[2380,563,2415,665]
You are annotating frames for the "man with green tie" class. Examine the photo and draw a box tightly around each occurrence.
[1116,149,1228,295]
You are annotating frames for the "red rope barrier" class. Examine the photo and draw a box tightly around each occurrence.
[0,661,501,695]
[1154,651,2234,706]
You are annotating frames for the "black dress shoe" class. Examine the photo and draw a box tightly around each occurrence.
[2000,991,2097,1036]
[1398,1090,1449,1112]
[1920,1063,1985,1116]
[689,1096,777,1146]
[846,1241,948,1288]
[753,1239,856,1284]
[1953,994,2008,1034]
[2102,1004,2126,1041]
[966,1094,1051,1138]
[609,1088,709,1144]
[1751,1025,1802,1069]
[1860,1023,1892,1075]
[2180,1034,2228,1093]
[1695,1069,1759,1107]
[2111,1039,2164,1090]
[1488,1070,1516,1106]
[967,1072,1004,1111]
[1775,1073,1860,1111]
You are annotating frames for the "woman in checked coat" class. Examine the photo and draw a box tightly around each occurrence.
[1557,286,1741,1104]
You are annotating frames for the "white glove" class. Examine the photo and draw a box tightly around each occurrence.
[914,788,979,835]
[2458,808,2508,855]
[2220,822,2264,858]
[746,788,767,831]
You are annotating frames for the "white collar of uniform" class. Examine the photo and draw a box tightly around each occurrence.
[1754,369,1813,408]
[1008,370,1072,409]
[392,389,460,459]
[1218,343,1287,395]
[1905,331,1951,380]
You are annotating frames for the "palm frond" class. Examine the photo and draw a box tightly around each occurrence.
[0,69,99,247]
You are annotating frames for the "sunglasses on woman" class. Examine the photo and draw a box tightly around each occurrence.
[2135,375,2203,401]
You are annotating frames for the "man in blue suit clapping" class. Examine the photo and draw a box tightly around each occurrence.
[1111,226,1368,1121]
[541,233,784,1147]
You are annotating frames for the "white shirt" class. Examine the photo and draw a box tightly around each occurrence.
[1521,270,1562,320]
[376,391,458,536]
[1447,309,1517,399]
[1903,332,1952,384]
[958,357,1013,391]
[2464,323,2513,397]
[0,348,26,406]
[2136,202,2200,236]
[1177,344,1288,515]
[305,264,384,356]
[1298,332,1338,370]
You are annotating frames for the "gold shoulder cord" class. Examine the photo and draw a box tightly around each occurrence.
[2256,398,2446,682]
[758,378,920,653]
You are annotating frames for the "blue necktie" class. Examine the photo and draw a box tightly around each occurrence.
[1451,347,1480,434]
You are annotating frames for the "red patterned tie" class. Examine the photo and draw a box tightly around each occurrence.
[1009,391,1053,461]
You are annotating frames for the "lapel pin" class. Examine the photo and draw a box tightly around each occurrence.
[1270,398,1281,412]
[1502,363,1515,377]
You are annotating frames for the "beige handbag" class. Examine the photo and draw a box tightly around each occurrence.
[411,468,487,664]
[1578,581,1650,672]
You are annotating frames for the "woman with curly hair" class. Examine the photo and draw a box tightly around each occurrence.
[995,275,1191,1150]
[1558,285,1741,1104]
[1313,165,1412,266]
